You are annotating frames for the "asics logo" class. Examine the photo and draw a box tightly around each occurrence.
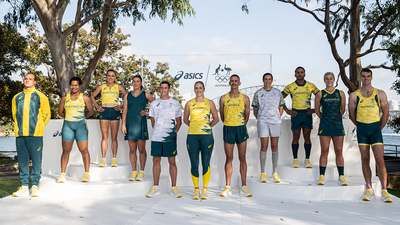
[208,145,212,148]
[319,130,323,134]
[173,150,176,154]
[37,147,41,151]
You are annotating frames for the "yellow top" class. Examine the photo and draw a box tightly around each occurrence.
[12,88,51,137]
[65,93,86,122]
[188,98,212,135]
[101,83,119,105]
[356,88,381,124]
[224,93,245,126]
[282,81,319,110]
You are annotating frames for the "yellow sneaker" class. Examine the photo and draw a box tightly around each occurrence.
[381,190,393,203]
[81,173,91,182]
[292,158,299,168]
[338,175,348,186]
[98,158,106,167]
[170,187,182,198]
[220,186,232,197]
[129,171,137,181]
[12,186,28,197]
[136,172,145,181]
[201,189,208,200]
[259,173,267,183]
[304,158,312,168]
[317,175,325,185]
[272,173,281,183]
[111,158,118,167]
[240,186,252,197]
[57,173,67,183]
[193,189,200,200]
[30,186,39,197]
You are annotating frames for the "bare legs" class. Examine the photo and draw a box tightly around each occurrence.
[224,141,247,186]
[61,140,90,173]
[319,136,344,167]
[100,120,119,158]
[128,140,147,171]
[152,156,177,186]
[359,145,387,189]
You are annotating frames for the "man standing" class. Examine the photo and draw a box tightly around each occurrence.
[219,74,252,197]
[12,73,50,197]
[348,68,392,202]
[146,81,183,198]
[282,66,319,168]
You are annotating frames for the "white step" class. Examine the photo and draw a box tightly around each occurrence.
[67,163,133,181]
[247,175,382,201]
[277,164,344,181]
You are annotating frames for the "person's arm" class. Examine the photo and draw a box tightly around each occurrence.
[314,91,321,118]
[90,85,104,112]
[58,96,66,118]
[219,95,225,123]
[348,92,357,126]
[252,91,259,119]
[340,90,346,116]
[121,93,128,136]
[307,85,320,115]
[253,108,259,119]
[281,90,296,117]
[378,89,389,130]
[12,95,17,123]
[83,94,94,118]
[115,84,128,111]
[176,116,182,133]
[140,92,155,117]
[150,117,155,128]
[149,102,155,128]
[209,100,219,127]
[183,101,191,126]
[244,95,250,124]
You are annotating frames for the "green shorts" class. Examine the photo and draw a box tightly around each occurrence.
[62,120,88,142]
[291,109,313,130]
[99,107,120,120]
[223,125,249,144]
[356,121,383,146]
[151,141,177,157]
[318,123,345,136]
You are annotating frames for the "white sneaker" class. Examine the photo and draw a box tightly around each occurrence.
[146,187,161,198]
[317,175,325,185]
[170,187,182,198]
[220,186,232,197]
[240,186,253,197]
[129,171,137,181]
[292,158,299,168]
[201,189,208,200]
[111,158,118,167]
[30,186,39,197]
[272,173,281,183]
[338,175,348,186]
[81,173,91,182]
[136,172,145,181]
[12,186,29,197]
[259,173,267,183]
[57,173,67,183]
[192,189,200,200]
[381,190,393,203]
[98,158,106,167]
[362,189,376,201]
[304,158,312,168]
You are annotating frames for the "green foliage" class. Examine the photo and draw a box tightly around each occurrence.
[0,77,24,126]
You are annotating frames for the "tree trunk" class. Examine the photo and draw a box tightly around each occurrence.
[349,0,361,91]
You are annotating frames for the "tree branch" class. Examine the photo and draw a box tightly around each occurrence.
[277,0,324,25]
[63,8,105,39]
[55,0,69,28]
[365,64,400,70]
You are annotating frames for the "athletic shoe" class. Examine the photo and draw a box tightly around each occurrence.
[30,186,39,197]
[111,158,118,167]
[292,158,299,168]
[129,171,137,181]
[136,172,145,181]
[57,173,67,183]
[259,173,267,183]
[170,187,182,198]
[240,186,253,197]
[192,189,200,200]
[362,189,376,201]
[201,189,208,200]
[317,175,325,185]
[220,186,232,197]
[272,173,281,183]
[146,187,161,198]
[304,158,312,168]
[82,173,91,182]
[381,190,393,203]
[12,186,28,197]
[98,158,106,167]
[338,175,348,186]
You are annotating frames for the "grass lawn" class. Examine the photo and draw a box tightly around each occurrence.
[388,188,400,198]
[0,160,17,164]
[0,178,20,198]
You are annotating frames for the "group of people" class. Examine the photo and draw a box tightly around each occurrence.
[10,67,392,203]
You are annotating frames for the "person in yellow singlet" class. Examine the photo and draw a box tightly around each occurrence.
[348,68,391,202]
[183,81,219,200]
[219,75,252,197]
[57,77,94,183]
[90,70,127,167]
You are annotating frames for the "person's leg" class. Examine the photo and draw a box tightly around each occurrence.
[77,140,90,173]
[16,137,29,186]
[61,141,73,173]
[332,136,344,173]
[187,135,200,189]
[128,140,138,171]
[260,137,269,174]
[224,142,235,186]
[371,144,387,190]
[237,140,248,186]
[359,145,372,189]
[270,137,279,174]
[303,127,312,158]
[99,120,110,159]
[27,137,43,186]
[291,129,301,158]
[319,136,331,175]
[137,140,147,171]
[199,134,214,190]
[168,156,178,187]
[109,120,119,158]
[152,157,161,186]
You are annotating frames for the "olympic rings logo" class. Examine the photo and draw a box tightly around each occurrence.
[215,75,229,83]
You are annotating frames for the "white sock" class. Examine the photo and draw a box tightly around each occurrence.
[153,186,159,189]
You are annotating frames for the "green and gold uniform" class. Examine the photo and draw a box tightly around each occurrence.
[186,98,214,188]
[318,89,345,136]
[355,88,383,146]
[223,93,248,144]
[99,83,120,120]
[12,87,50,186]
[124,91,149,140]
[62,93,88,142]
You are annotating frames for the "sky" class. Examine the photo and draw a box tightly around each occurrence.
[1,0,399,103]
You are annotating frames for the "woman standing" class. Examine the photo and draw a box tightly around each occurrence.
[121,75,154,181]
[57,77,94,183]
[314,72,347,185]
[90,70,127,167]
[183,81,219,200]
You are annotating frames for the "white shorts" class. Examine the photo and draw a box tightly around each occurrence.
[257,121,281,138]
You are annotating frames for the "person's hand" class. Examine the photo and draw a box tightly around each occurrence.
[121,125,127,136]
[287,109,297,117]
[96,106,105,112]
[140,110,147,117]
[307,108,315,115]
[114,105,121,111]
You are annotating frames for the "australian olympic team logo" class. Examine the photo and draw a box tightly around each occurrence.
[213,64,232,83]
